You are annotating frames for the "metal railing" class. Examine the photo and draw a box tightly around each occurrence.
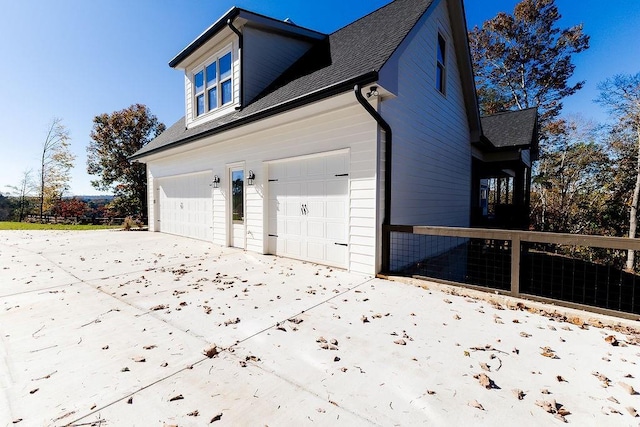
[385,225,640,318]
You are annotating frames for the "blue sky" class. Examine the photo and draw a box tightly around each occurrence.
[1,0,638,196]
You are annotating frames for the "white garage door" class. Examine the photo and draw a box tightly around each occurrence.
[268,152,349,268]
[157,172,213,241]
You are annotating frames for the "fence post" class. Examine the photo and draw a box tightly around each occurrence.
[511,234,521,297]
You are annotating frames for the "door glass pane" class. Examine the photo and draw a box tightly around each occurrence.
[219,52,232,80]
[232,170,244,224]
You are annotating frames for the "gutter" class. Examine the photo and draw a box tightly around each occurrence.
[227,18,244,110]
[354,84,392,273]
[130,71,378,162]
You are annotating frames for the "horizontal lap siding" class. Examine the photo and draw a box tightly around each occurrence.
[243,28,312,105]
[381,0,471,228]
[147,101,379,275]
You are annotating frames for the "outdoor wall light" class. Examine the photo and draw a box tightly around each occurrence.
[212,175,220,188]
[247,170,256,186]
[366,85,379,98]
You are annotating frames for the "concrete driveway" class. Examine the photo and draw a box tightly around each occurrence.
[1,230,640,426]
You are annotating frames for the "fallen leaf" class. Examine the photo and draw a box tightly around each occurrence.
[541,388,551,394]
[443,299,452,304]
[619,382,636,395]
[554,413,567,423]
[626,407,638,417]
[143,345,157,350]
[210,413,223,422]
[520,332,531,338]
[29,388,38,394]
[468,399,484,410]
[604,335,619,346]
[480,362,491,372]
[330,338,339,346]
[512,389,524,400]
[169,394,184,402]
[473,373,495,389]
[361,315,369,323]
[204,345,219,358]
[607,396,619,404]
[127,397,133,404]
[187,410,199,416]
[288,317,303,324]
[121,367,130,372]
[394,339,406,345]
[132,356,146,363]
[150,304,167,311]
[557,375,567,382]
[426,390,436,395]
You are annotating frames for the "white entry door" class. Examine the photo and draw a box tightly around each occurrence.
[268,152,349,268]
[157,172,213,241]
[229,167,245,249]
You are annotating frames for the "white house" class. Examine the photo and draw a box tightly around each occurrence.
[131,0,537,275]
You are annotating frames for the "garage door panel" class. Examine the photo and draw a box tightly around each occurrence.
[307,241,325,261]
[326,222,346,240]
[268,152,349,268]
[327,179,348,196]
[158,172,212,242]
[326,200,346,218]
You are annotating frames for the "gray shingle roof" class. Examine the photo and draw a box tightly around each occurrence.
[480,107,538,150]
[132,0,434,160]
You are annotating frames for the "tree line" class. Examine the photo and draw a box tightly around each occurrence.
[470,0,640,270]
[3,104,164,223]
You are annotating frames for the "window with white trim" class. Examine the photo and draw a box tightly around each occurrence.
[193,50,233,116]
[436,32,446,95]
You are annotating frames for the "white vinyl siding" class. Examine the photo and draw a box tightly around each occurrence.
[380,0,470,227]
[146,99,378,275]
[243,27,312,105]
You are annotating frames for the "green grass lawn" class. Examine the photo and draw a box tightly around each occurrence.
[0,222,123,231]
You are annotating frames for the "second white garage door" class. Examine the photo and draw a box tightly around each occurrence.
[268,152,349,268]
[157,171,213,241]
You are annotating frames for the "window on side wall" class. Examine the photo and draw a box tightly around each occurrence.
[193,50,233,117]
[436,33,446,95]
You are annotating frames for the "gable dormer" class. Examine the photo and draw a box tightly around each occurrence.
[169,7,326,130]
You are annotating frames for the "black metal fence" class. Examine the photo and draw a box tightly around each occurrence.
[386,225,640,317]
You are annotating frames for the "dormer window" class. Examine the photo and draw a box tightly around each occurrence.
[194,50,233,116]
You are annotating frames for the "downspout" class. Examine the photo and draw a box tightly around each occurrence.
[227,18,243,110]
[354,84,392,273]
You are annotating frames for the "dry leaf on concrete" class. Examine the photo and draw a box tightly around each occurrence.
[203,345,219,358]
[394,339,407,346]
[626,407,639,417]
[210,413,223,422]
[619,382,637,395]
[480,362,491,372]
[512,389,525,400]
[473,373,495,389]
[169,394,184,402]
[604,335,619,346]
[468,399,484,410]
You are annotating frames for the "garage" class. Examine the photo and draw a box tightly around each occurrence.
[156,171,213,241]
[267,152,349,268]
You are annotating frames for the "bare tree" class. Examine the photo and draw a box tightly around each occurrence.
[6,169,35,221]
[596,72,640,271]
[39,118,74,221]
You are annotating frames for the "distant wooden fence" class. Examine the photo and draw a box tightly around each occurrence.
[25,215,128,225]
